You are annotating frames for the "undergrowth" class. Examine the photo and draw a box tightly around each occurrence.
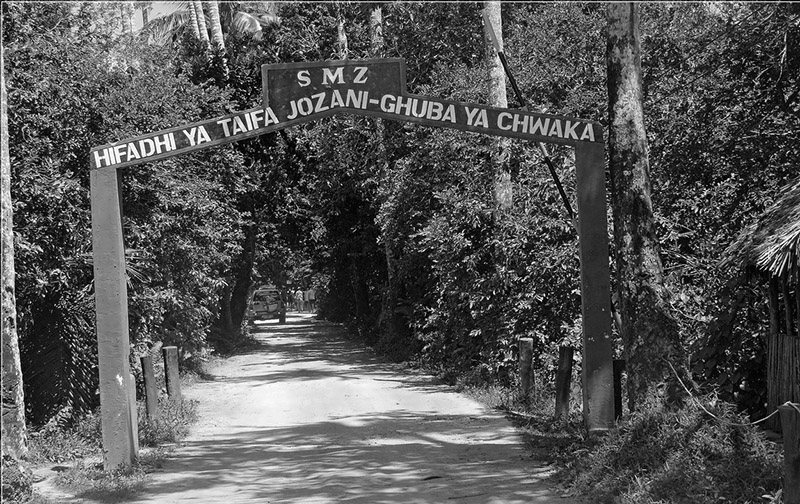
[2,454,34,504]
[138,397,199,446]
[53,450,168,504]
[567,391,783,504]
[453,376,783,504]
[18,396,199,504]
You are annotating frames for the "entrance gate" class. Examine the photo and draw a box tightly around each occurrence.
[89,58,613,469]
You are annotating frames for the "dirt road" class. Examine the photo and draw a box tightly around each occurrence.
[125,314,571,504]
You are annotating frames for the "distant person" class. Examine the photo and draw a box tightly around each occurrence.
[294,288,303,312]
[307,288,316,311]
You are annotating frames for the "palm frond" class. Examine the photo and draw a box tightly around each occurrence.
[141,8,193,45]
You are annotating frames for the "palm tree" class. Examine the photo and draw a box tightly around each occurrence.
[187,1,201,39]
[142,1,279,46]
[193,1,210,44]
[205,1,225,51]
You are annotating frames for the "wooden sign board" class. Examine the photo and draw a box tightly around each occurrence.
[261,58,601,147]
[89,59,602,171]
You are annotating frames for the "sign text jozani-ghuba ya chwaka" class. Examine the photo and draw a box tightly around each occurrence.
[88,58,613,469]
[90,59,600,170]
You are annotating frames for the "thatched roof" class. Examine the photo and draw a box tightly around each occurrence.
[721,176,800,278]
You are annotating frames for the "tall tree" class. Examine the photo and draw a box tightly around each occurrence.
[1,45,28,460]
[607,3,688,411]
[187,0,201,39]
[193,0,210,44]
[205,1,225,50]
[482,1,511,209]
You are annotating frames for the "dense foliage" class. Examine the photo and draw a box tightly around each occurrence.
[5,1,798,436]
[571,392,783,503]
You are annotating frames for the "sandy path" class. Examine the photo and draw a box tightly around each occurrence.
[123,314,571,504]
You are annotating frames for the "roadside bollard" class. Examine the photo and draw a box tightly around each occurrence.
[780,403,800,504]
[555,346,574,421]
[140,355,159,419]
[519,338,534,399]
[162,346,181,402]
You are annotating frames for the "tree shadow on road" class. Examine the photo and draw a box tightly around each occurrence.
[121,410,561,504]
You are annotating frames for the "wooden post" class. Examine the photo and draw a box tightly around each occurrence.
[574,142,615,433]
[613,359,626,420]
[279,290,287,324]
[519,338,534,398]
[90,167,134,470]
[781,404,800,504]
[140,355,159,419]
[128,373,139,457]
[162,346,181,402]
[555,346,574,420]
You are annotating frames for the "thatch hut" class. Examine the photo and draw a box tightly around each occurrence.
[722,176,800,429]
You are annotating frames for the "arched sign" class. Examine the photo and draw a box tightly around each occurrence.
[89,58,613,469]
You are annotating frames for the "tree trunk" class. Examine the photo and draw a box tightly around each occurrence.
[336,17,348,60]
[228,224,257,332]
[1,49,28,460]
[370,6,383,55]
[482,1,512,209]
[187,0,201,39]
[205,1,225,51]
[193,1,209,44]
[607,3,687,411]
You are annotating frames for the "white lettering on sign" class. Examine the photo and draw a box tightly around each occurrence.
[465,107,488,128]
[353,66,368,84]
[182,126,211,146]
[216,107,279,137]
[496,113,595,142]
[93,132,176,168]
[380,94,457,123]
[297,70,311,87]
[286,90,370,120]
[294,66,370,87]
[322,67,345,85]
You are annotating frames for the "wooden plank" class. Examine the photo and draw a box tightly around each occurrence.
[780,404,800,504]
[89,107,282,170]
[574,141,615,433]
[90,167,134,470]
[140,355,159,420]
[128,373,139,458]
[163,346,181,402]
[554,346,574,421]
[519,338,534,398]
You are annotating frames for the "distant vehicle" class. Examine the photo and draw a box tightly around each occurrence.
[247,286,282,320]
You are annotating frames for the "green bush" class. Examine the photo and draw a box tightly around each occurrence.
[137,397,199,447]
[1,454,33,503]
[54,459,147,503]
[27,410,102,464]
[570,392,783,504]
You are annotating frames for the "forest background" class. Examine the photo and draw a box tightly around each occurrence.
[2,0,799,457]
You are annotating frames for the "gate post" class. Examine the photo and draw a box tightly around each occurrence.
[90,167,135,469]
[574,142,615,433]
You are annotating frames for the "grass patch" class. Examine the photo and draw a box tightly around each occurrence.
[2,454,34,504]
[20,396,199,504]
[567,392,783,504]
[27,410,103,464]
[448,375,783,503]
[53,449,169,504]
[138,397,199,446]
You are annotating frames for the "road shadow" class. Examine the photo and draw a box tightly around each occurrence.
[122,412,559,503]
